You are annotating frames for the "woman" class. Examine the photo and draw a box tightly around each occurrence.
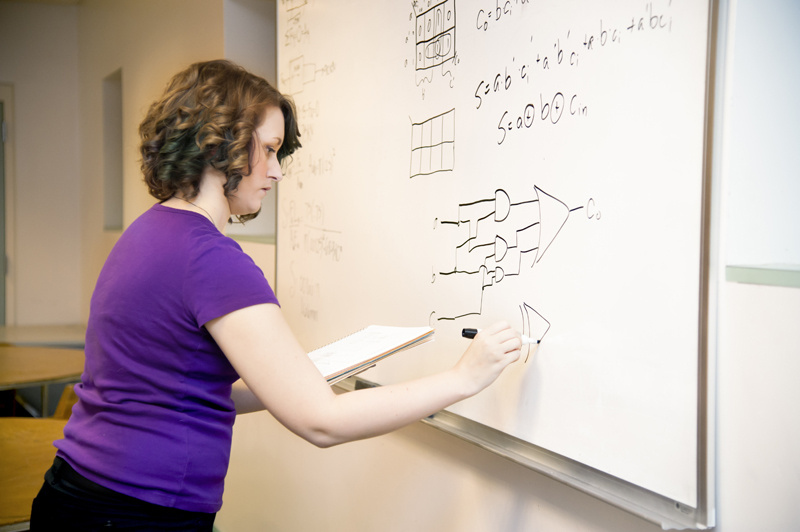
[30,60,521,531]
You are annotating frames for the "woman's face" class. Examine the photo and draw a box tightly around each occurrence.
[228,106,285,216]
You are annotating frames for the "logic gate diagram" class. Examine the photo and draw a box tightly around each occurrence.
[431,186,597,360]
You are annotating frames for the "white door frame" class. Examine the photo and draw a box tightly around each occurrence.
[0,83,17,325]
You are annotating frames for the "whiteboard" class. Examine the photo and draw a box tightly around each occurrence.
[276,0,712,523]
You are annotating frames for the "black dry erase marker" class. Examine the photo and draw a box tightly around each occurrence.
[462,327,539,345]
[462,328,479,339]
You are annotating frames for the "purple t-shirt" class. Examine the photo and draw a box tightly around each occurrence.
[55,204,278,513]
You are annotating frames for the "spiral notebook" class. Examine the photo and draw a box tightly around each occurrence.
[308,325,435,385]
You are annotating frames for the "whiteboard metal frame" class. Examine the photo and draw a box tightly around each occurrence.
[333,1,722,528]
[340,366,712,530]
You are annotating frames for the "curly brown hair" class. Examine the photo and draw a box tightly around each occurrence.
[139,60,301,221]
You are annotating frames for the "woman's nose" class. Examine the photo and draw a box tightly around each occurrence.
[271,160,283,182]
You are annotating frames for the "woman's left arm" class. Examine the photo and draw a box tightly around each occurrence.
[206,303,520,448]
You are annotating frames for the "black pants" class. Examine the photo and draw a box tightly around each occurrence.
[30,457,216,531]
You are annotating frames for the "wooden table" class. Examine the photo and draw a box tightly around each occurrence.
[0,418,67,530]
[0,346,85,417]
[0,324,86,348]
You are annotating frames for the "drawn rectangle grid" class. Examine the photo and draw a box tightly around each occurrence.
[410,108,456,178]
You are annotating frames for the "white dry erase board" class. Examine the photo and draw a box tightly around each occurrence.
[275,0,715,528]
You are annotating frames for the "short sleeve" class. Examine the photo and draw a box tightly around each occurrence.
[183,235,279,326]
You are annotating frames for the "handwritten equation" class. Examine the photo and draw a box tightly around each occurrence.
[470,1,678,144]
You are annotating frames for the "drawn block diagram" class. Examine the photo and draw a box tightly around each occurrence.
[415,0,457,71]
[431,186,590,359]
[280,56,335,95]
[410,109,456,178]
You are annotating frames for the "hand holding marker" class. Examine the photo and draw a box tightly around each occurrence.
[462,328,539,345]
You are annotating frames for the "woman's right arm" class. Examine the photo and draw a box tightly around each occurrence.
[206,303,521,448]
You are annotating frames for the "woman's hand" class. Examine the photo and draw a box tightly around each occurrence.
[451,322,522,398]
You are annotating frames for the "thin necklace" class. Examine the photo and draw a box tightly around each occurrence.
[178,197,215,226]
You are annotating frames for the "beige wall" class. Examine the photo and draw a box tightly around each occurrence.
[1,0,277,322]
[75,0,277,319]
[76,0,227,320]
[0,0,272,324]
[0,1,81,325]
